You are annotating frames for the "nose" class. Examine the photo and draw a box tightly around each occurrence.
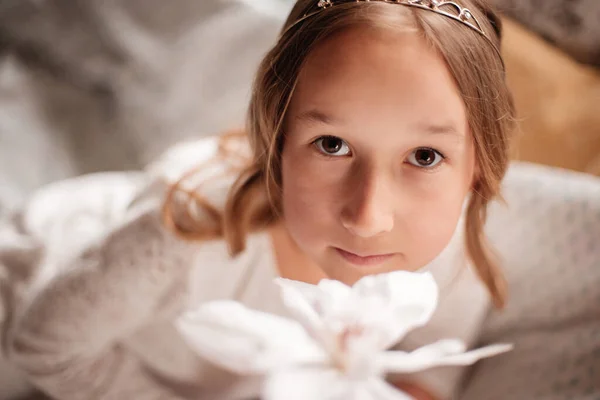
[340,166,395,238]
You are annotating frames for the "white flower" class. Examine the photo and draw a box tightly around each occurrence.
[177,271,511,400]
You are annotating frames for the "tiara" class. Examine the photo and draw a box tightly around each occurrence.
[285,0,503,64]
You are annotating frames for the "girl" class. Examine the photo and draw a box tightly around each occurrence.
[4,0,515,399]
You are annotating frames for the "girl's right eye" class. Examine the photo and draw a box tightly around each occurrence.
[313,136,352,157]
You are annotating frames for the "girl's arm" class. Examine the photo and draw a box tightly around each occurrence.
[4,175,200,400]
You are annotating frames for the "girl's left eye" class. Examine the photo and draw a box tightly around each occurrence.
[406,148,445,169]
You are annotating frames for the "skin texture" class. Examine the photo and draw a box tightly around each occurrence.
[274,27,476,287]
[394,381,439,400]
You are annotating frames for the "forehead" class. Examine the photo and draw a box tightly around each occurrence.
[287,27,467,135]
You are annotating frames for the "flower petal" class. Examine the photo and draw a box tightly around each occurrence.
[353,271,439,348]
[176,301,325,374]
[264,369,413,400]
[427,343,514,367]
[409,338,467,358]
[276,277,359,354]
[263,367,346,400]
[317,278,354,300]
[276,278,353,319]
[276,279,329,340]
[377,340,513,374]
[280,271,440,354]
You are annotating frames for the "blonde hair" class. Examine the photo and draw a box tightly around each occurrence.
[163,0,516,308]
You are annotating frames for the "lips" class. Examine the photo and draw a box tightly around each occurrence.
[334,247,396,267]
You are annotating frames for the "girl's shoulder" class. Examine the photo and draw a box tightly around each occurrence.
[23,134,248,240]
[147,133,250,189]
[6,134,254,285]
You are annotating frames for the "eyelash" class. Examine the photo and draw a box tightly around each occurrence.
[311,136,447,169]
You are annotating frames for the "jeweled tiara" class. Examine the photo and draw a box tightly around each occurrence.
[285,0,503,64]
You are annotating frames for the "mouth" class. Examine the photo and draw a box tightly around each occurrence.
[334,247,397,267]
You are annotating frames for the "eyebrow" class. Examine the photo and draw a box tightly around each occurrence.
[295,109,338,126]
[295,109,464,137]
[419,123,464,137]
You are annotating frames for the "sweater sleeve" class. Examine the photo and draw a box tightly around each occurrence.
[3,172,203,400]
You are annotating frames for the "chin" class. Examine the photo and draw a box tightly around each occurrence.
[318,255,404,286]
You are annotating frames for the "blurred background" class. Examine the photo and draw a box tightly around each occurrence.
[0,0,598,398]
[0,0,598,216]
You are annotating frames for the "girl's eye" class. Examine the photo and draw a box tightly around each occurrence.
[407,148,445,168]
[313,136,352,157]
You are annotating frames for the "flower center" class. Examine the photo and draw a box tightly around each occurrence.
[330,325,381,380]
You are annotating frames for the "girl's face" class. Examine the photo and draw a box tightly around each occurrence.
[281,27,476,285]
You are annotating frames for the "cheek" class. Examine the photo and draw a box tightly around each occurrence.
[400,172,470,267]
[281,149,344,249]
